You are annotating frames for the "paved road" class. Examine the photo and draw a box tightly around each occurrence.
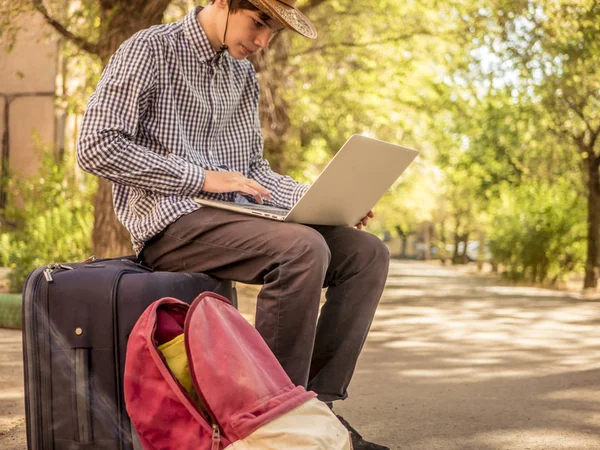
[1,260,599,449]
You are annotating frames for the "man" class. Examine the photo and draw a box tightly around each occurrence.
[77,1,390,448]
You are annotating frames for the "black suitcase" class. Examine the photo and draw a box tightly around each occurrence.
[22,257,237,450]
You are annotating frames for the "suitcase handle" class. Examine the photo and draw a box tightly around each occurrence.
[75,349,93,443]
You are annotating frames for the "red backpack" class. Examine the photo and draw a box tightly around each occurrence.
[124,292,352,449]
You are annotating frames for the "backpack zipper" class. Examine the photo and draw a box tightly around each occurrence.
[212,424,221,450]
[151,305,222,447]
[184,308,223,449]
[160,350,222,447]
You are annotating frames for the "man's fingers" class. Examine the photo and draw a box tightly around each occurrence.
[246,187,263,204]
[233,178,264,203]
[243,181,269,203]
[246,179,272,200]
[203,171,271,204]
[235,181,261,203]
[355,212,373,229]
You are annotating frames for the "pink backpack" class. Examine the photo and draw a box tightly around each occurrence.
[124,292,352,449]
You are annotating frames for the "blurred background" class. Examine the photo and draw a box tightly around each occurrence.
[0,0,598,295]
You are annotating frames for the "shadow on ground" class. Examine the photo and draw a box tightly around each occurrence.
[337,260,600,450]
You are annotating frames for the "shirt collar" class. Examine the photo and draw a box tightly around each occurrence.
[184,6,229,67]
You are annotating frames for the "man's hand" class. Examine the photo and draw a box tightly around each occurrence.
[203,171,272,204]
[356,210,374,230]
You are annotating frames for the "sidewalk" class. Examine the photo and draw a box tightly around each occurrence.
[1,260,600,449]
[0,328,25,449]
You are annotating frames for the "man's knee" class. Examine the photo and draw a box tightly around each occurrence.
[356,232,390,277]
[283,225,331,273]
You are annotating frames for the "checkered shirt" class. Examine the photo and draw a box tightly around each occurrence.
[77,7,308,254]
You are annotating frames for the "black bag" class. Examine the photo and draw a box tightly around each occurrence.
[22,257,237,450]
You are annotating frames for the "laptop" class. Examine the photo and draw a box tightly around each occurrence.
[194,135,419,226]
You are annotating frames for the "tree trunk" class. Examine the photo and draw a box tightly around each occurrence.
[423,221,431,261]
[452,219,460,265]
[438,219,447,264]
[93,178,132,257]
[460,232,469,259]
[250,37,292,174]
[584,151,599,289]
[476,230,485,272]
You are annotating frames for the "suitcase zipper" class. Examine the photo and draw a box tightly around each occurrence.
[43,258,150,283]
[43,263,74,282]
[22,268,54,448]
[22,269,44,448]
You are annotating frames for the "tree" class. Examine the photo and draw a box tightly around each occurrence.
[472,0,600,288]
[424,0,598,288]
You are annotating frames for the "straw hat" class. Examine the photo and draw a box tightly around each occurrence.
[247,0,317,39]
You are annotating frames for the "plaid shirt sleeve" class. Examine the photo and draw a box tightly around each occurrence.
[246,72,309,210]
[77,34,211,197]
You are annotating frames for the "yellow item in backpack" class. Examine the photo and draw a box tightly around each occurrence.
[158,333,198,401]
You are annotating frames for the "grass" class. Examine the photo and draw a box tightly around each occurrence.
[0,293,22,329]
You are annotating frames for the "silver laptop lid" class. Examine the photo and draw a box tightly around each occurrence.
[285,135,419,226]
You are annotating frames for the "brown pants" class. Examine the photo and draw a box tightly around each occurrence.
[140,207,390,402]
